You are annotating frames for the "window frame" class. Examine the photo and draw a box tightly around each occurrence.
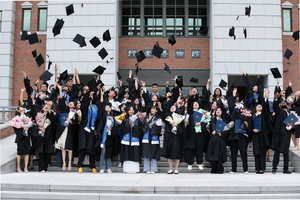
[38,8,47,31]
[22,8,31,31]
[0,11,2,32]
[282,8,292,32]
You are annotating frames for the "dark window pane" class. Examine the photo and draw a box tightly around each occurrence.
[198,8,207,15]
[176,8,185,15]
[122,27,130,35]
[122,0,130,5]
[176,0,185,5]
[132,7,140,15]
[145,7,153,15]
[189,8,197,15]
[189,0,197,5]
[122,17,130,25]
[154,8,162,15]
[198,0,207,5]
[154,0,162,5]
[167,0,175,5]
[145,0,153,5]
[122,7,131,15]
[132,0,140,5]
[199,17,207,25]
[167,8,175,15]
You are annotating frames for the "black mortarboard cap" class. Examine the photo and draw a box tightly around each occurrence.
[168,35,176,46]
[73,34,86,47]
[292,30,299,41]
[93,65,106,75]
[32,50,37,58]
[28,33,39,45]
[39,70,53,82]
[219,79,227,88]
[243,28,247,39]
[117,72,122,80]
[88,79,101,92]
[48,89,58,102]
[52,18,64,37]
[164,63,171,74]
[89,36,101,48]
[190,77,198,83]
[136,50,146,63]
[270,68,282,79]
[48,60,52,70]
[176,76,183,88]
[284,49,293,60]
[229,26,236,40]
[199,25,209,35]
[152,44,163,58]
[245,5,251,17]
[21,31,28,41]
[59,70,68,81]
[103,30,111,42]
[35,54,45,67]
[66,4,74,16]
[69,84,83,101]
[98,48,108,60]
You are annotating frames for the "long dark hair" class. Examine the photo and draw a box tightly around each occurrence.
[125,106,135,121]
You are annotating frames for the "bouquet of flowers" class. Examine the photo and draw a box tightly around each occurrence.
[223,121,235,131]
[63,109,76,126]
[36,112,46,136]
[198,108,211,123]
[107,116,114,135]
[137,112,146,121]
[39,118,51,137]
[21,116,33,136]
[286,95,295,106]
[165,113,185,132]
[111,101,121,112]
[114,114,125,124]
[10,115,22,129]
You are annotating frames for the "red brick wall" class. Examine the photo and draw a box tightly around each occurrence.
[12,1,47,106]
[0,126,14,139]
[281,0,299,92]
[118,38,210,70]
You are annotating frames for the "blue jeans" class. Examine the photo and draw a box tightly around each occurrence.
[100,145,111,170]
[143,157,157,172]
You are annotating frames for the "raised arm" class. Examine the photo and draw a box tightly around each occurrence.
[20,88,25,106]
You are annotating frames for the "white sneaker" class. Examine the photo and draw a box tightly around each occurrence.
[146,171,151,174]
[187,165,193,171]
[117,162,122,168]
[197,164,204,171]
[150,171,155,174]
[229,171,235,174]
[99,170,105,174]
[244,171,249,174]
[107,169,112,174]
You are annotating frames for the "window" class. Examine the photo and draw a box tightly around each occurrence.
[38,8,47,31]
[23,9,31,31]
[0,11,2,32]
[121,0,208,37]
[283,9,292,32]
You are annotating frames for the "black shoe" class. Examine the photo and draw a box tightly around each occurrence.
[283,171,291,174]
[272,169,276,174]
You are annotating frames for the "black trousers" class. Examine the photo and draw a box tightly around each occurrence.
[78,150,95,168]
[38,153,51,172]
[230,140,248,172]
[211,147,224,174]
[254,146,266,171]
[185,147,203,165]
[272,150,289,171]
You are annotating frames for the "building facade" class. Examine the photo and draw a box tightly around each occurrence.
[0,0,299,107]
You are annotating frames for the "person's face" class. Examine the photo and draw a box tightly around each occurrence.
[76,101,81,109]
[211,101,217,110]
[215,89,220,96]
[68,102,75,108]
[193,101,199,110]
[50,86,54,91]
[150,107,157,115]
[41,85,47,92]
[256,104,262,112]
[128,107,135,116]
[63,86,69,92]
[216,108,222,116]
[253,86,258,92]
[42,104,49,112]
[192,88,197,95]
[18,107,25,113]
[166,92,172,97]
[121,104,126,112]
[152,85,158,93]
[105,105,111,113]
[66,79,73,87]
[109,90,116,97]
[281,91,285,97]
[134,98,139,105]
[115,88,119,94]
[140,89,144,96]
[124,93,129,99]
[152,95,158,102]
[170,105,176,113]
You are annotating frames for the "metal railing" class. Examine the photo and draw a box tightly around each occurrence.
[0,106,18,123]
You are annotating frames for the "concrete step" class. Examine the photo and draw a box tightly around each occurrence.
[2,191,300,200]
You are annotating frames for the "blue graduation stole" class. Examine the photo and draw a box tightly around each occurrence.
[121,122,140,146]
[100,115,115,148]
[84,106,97,132]
[142,130,150,143]
[62,91,70,103]
[142,115,159,144]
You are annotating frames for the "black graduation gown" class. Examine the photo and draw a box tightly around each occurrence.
[55,98,79,151]
[141,118,161,160]
[272,99,291,154]
[119,120,142,162]
[292,97,300,138]
[77,94,97,155]
[37,112,56,154]
[242,74,264,110]
[14,126,31,155]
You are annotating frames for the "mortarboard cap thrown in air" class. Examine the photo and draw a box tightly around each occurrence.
[39,70,53,82]
[219,79,227,88]
[168,35,176,46]
[73,34,87,47]
[284,49,293,60]
[35,54,45,67]
[28,33,39,45]
[199,25,209,35]
[59,70,68,81]
[32,50,37,58]
[190,78,198,83]
[176,76,183,88]
[292,30,299,41]
[66,4,74,16]
[136,50,146,63]
[93,65,106,75]
[164,63,171,74]
[243,28,247,39]
[48,60,53,70]
[89,36,101,48]
[21,31,28,41]
[117,72,122,80]
[98,47,108,60]
[103,29,111,42]
[229,26,236,40]
[245,5,251,17]
[270,68,282,79]
[152,44,163,58]
[52,18,65,37]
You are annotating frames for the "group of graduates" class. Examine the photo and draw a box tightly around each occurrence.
[13,66,299,174]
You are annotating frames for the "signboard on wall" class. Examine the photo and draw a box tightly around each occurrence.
[191,49,201,59]
[161,49,169,58]
[175,49,185,58]
[143,49,153,58]
[127,49,137,58]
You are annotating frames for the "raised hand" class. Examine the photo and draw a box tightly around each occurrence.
[207,77,211,84]
[55,64,58,71]
[22,71,27,78]
[289,80,293,87]
[166,80,169,86]
[21,88,25,93]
